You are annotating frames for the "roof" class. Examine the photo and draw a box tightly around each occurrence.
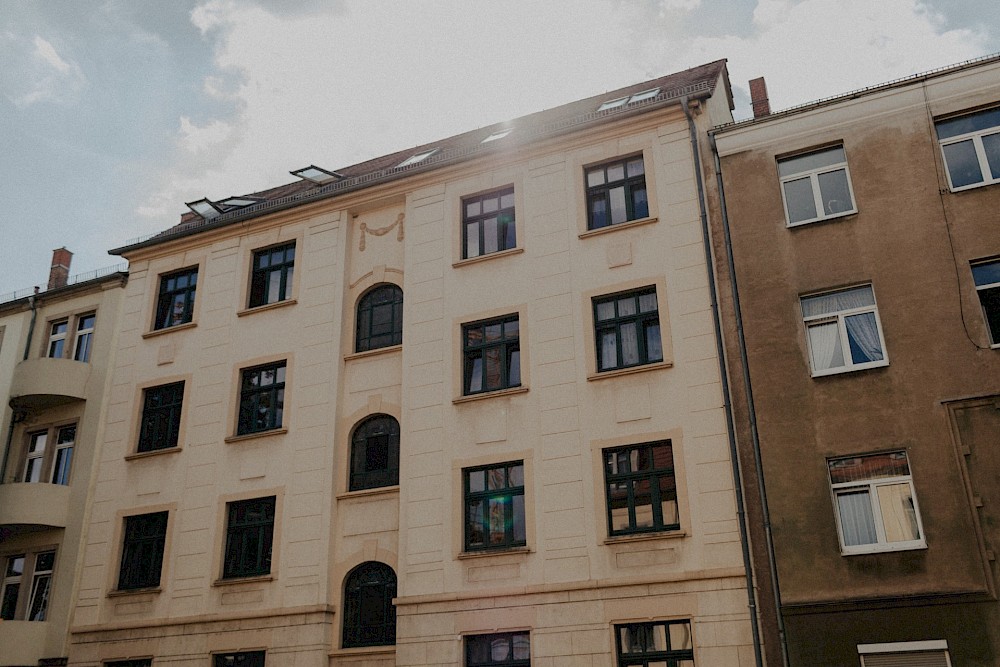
[112,59,730,255]
[0,264,128,312]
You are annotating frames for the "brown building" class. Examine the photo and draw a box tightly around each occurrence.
[708,55,1000,665]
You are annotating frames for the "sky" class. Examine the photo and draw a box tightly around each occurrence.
[1,0,998,296]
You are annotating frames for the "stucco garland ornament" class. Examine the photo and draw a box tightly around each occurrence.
[359,212,405,251]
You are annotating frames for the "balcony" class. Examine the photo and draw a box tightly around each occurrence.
[0,482,70,528]
[0,620,50,666]
[9,357,90,409]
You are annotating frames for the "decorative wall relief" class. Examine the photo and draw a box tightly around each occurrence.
[359,212,405,251]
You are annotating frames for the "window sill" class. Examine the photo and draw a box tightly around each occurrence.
[344,344,402,362]
[329,647,396,658]
[947,180,999,194]
[108,586,161,598]
[786,209,857,228]
[453,386,528,404]
[142,321,196,339]
[603,530,687,545]
[578,216,657,239]
[457,546,531,560]
[452,247,524,268]
[237,298,297,317]
[811,360,888,378]
[125,447,182,461]
[587,361,672,381]
[991,343,1000,350]
[841,542,926,556]
[336,485,400,500]
[224,428,288,444]
[212,574,274,587]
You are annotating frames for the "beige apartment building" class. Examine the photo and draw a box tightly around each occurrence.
[0,252,127,666]
[708,55,1000,665]
[64,60,762,667]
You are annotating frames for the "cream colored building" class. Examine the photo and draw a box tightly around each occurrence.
[67,60,759,667]
[0,254,127,666]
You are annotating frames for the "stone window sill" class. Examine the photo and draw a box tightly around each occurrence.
[453,386,528,404]
[578,216,657,239]
[453,247,524,268]
[142,321,196,339]
[125,447,182,461]
[237,299,297,317]
[587,361,672,381]
[225,428,288,444]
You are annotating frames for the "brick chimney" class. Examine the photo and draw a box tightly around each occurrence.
[48,247,73,290]
[749,77,771,118]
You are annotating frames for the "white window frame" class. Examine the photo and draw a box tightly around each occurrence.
[937,109,1000,192]
[73,312,95,362]
[1,554,24,620]
[829,451,926,556]
[46,319,68,358]
[971,259,1000,348]
[51,425,75,485]
[859,640,951,667]
[25,551,54,621]
[801,285,889,377]
[23,431,47,483]
[1,550,55,622]
[778,145,857,227]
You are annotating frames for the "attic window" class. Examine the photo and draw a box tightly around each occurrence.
[219,197,260,209]
[482,129,513,143]
[290,165,343,184]
[397,149,438,168]
[186,199,223,220]
[598,97,628,112]
[628,88,660,104]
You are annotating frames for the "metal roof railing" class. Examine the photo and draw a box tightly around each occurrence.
[0,262,128,306]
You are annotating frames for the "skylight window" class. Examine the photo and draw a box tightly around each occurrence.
[186,199,222,220]
[397,149,438,168]
[290,165,343,184]
[628,88,660,104]
[220,197,260,208]
[598,97,629,112]
[482,129,513,143]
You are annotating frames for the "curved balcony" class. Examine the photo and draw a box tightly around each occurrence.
[0,482,70,528]
[0,620,50,667]
[9,357,90,410]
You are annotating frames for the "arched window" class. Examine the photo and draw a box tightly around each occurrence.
[356,284,403,352]
[342,562,396,648]
[350,415,400,491]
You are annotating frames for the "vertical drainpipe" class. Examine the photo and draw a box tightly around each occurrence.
[681,95,764,667]
[708,130,790,667]
[1,289,39,483]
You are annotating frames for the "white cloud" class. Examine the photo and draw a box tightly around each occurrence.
[179,116,234,153]
[5,34,86,107]
[33,35,73,74]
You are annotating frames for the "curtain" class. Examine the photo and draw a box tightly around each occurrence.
[877,483,920,542]
[837,490,877,546]
[845,312,884,363]
[802,285,874,317]
[808,322,844,371]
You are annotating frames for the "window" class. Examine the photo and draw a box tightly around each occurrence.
[138,382,185,452]
[21,424,75,485]
[47,320,68,358]
[73,313,95,361]
[464,461,526,551]
[237,362,286,436]
[936,107,1000,191]
[801,285,887,376]
[859,641,951,667]
[829,451,925,554]
[586,156,648,229]
[972,259,1000,345]
[463,315,520,395]
[106,661,153,667]
[342,562,396,648]
[466,632,531,666]
[1,551,55,622]
[1,555,22,620]
[25,551,54,621]
[778,146,856,225]
[594,288,662,372]
[463,187,516,259]
[249,242,295,308]
[604,441,679,536]
[223,496,275,579]
[155,267,198,330]
[356,284,403,352]
[118,511,168,590]
[615,620,695,667]
[349,415,400,491]
[214,652,266,667]
[397,148,438,168]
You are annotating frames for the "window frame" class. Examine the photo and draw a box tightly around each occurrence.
[603,441,680,537]
[105,661,153,667]
[117,511,168,591]
[462,186,516,260]
[800,284,889,377]
[19,423,76,485]
[1,549,56,622]
[593,287,664,373]
[584,154,649,230]
[222,496,276,580]
[777,145,857,227]
[341,561,397,648]
[248,242,295,308]
[50,424,75,485]
[73,312,96,362]
[614,619,695,666]
[465,631,531,666]
[213,651,266,667]
[154,266,199,331]
[462,314,521,396]
[355,284,404,353]
[858,640,951,667]
[463,461,527,552]
[828,451,926,555]
[25,551,54,621]
[349,414,400,492]
[138,381,185,453]
[936,107,1000,192]
[1,553,23,620]
[46,319,68,358]
[971,259,1000,347]
[236,361,286,436]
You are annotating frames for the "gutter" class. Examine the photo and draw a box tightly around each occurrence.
[681,96,764,667]
[708,129,790,667]
[1,289,36,483]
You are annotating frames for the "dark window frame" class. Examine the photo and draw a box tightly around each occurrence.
[615,620,695,666]
[463,461,526,552]
[249,242,295,308]
[462,186,516,259]
[342,561,397,648]
[466,631,531,666]
[138,381,185,452]
[155,267,199,330]
[105,660,153,667]
[356,284,404,353]
[222,496,276,580]
[349,415,400,491]
[462,314,521,395]
[593,287,663,372]
[972,259,1000,345]
[604,441,680,537]
[118,511,168,591]
[237,361,286,436]
[213,651,266,667]
[585,155,648,230]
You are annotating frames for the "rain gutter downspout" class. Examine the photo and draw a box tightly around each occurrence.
[681,96,764,667]
[2,289,38,483]
[708,129,790,667]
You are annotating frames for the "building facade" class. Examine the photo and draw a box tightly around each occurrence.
[0,254,127,666]
[62,61,764,667]
[709,55,1000,666]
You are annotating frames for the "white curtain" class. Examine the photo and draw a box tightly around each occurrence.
[877,483,920,542]
[837,490,877,546]
[808,322,844,371]
[802,285,874,317]
[845,312,884,363]
[620,323,639,365]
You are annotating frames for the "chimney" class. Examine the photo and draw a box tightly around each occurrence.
[48,247,73,290]
[749,77,771,118]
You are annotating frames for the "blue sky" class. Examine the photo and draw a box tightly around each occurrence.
[1,0,997,294]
